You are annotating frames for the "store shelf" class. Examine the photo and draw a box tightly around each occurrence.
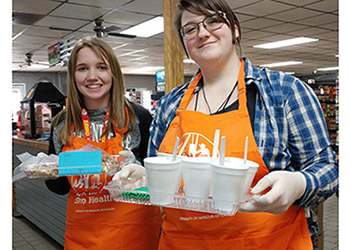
[309,78,339,151]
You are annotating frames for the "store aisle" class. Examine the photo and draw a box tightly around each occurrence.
[13,194,338,250]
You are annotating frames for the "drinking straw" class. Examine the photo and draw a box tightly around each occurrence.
[244,136,248,165]
[212,129,220,158]
[172,137,180,162]
[178,134,191,156]
[219,136,226,166]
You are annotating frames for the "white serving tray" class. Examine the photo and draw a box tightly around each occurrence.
[104,178,250,216]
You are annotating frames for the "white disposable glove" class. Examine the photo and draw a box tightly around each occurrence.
[239,171,306,214]
[113,163,146,180]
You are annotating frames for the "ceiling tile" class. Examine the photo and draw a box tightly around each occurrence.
[13,24,27,35]
[294,13,338,26]
[319,21,338,31]
[305,0,339,12]
[234,1,294,16]
[240,18,284,29]
[11,0,339,76]
[120,0,163,15]
[13,0,61,14]
[263,23,307,33]
[226,0,263,9]
[243,30,275,39]
[12,34,55,44]
[68,0,131,10]
[288,27,330,36]
[269,7,323,22]
[251,34,297,44]
[103,10,153,26]
[314,31,338,42]
[23,26,71,38]
[270,0,323,7]
[133,37,164,47]
[35,16,89,31]
[50,3,108,20]
[235,13,258,22]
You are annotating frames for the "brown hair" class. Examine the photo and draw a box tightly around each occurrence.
[174,0,242,57]
[52,36,135,145]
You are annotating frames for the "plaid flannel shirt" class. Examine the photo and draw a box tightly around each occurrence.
[148,57,338,235]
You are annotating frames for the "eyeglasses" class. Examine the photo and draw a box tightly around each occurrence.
[179,13,227,40]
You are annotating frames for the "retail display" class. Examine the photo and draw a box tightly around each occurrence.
[125,88,152,111]
[309,77,339,151]
[19,81,65,139]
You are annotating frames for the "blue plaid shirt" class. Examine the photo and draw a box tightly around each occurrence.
[148,57,338,235]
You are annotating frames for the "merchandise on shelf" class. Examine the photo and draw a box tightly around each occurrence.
[19,81,65,139]
[309,77,338,151]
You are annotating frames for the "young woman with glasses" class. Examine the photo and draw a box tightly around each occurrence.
[145,0,338,249]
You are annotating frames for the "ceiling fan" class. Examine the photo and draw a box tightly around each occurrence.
[93,19,136,39]
[18,52,49,68]
[49,19,136,39]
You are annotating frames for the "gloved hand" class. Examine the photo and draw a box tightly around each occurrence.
[239,171,306,214]
[112,163,146,180]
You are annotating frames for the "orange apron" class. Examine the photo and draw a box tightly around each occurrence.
[62,123,162,249]
[157,61,312,249]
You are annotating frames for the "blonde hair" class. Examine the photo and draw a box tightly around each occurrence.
[53,36,135,146]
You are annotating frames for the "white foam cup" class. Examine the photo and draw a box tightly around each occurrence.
[181,156,212,202]
[223,157,259,201]
[211,159,249,211]
[144,157,182,205]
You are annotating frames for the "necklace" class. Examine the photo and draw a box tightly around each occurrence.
[200,80,238,115]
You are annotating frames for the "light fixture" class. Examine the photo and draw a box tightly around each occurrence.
[260,61,303,67]
[316,66,339,71]
[29,63,50,69]
[253,37,319,49]
[120,17,164,38]
[130,66,164,73]
[285,72,295,75]
[183,59,196,64]
[118,49,146,57]
[113,44,129,50]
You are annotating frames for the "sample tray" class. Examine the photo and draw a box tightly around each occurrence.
[104,179,244,216]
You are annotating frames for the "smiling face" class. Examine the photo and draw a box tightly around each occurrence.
[74,46,112,109]
[181,10,235,67]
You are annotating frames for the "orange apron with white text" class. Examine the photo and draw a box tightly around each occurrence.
[62,125,162,249]
[157,61,312,249]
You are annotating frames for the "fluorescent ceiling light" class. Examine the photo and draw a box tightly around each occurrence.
[121,17,164,38]
[253,37,319,49]
[130,66,164,73]
[260,61,303,67]
[29,62,49,69]
[113,44,129,50]
[317,66,339,71]
[118,49,146,57]
[285,72,295,75]
[183,59,196,64]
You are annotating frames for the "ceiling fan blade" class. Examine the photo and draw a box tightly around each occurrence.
[104,25,121,33]
[49,27,75,32]
[108,33,136,39]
